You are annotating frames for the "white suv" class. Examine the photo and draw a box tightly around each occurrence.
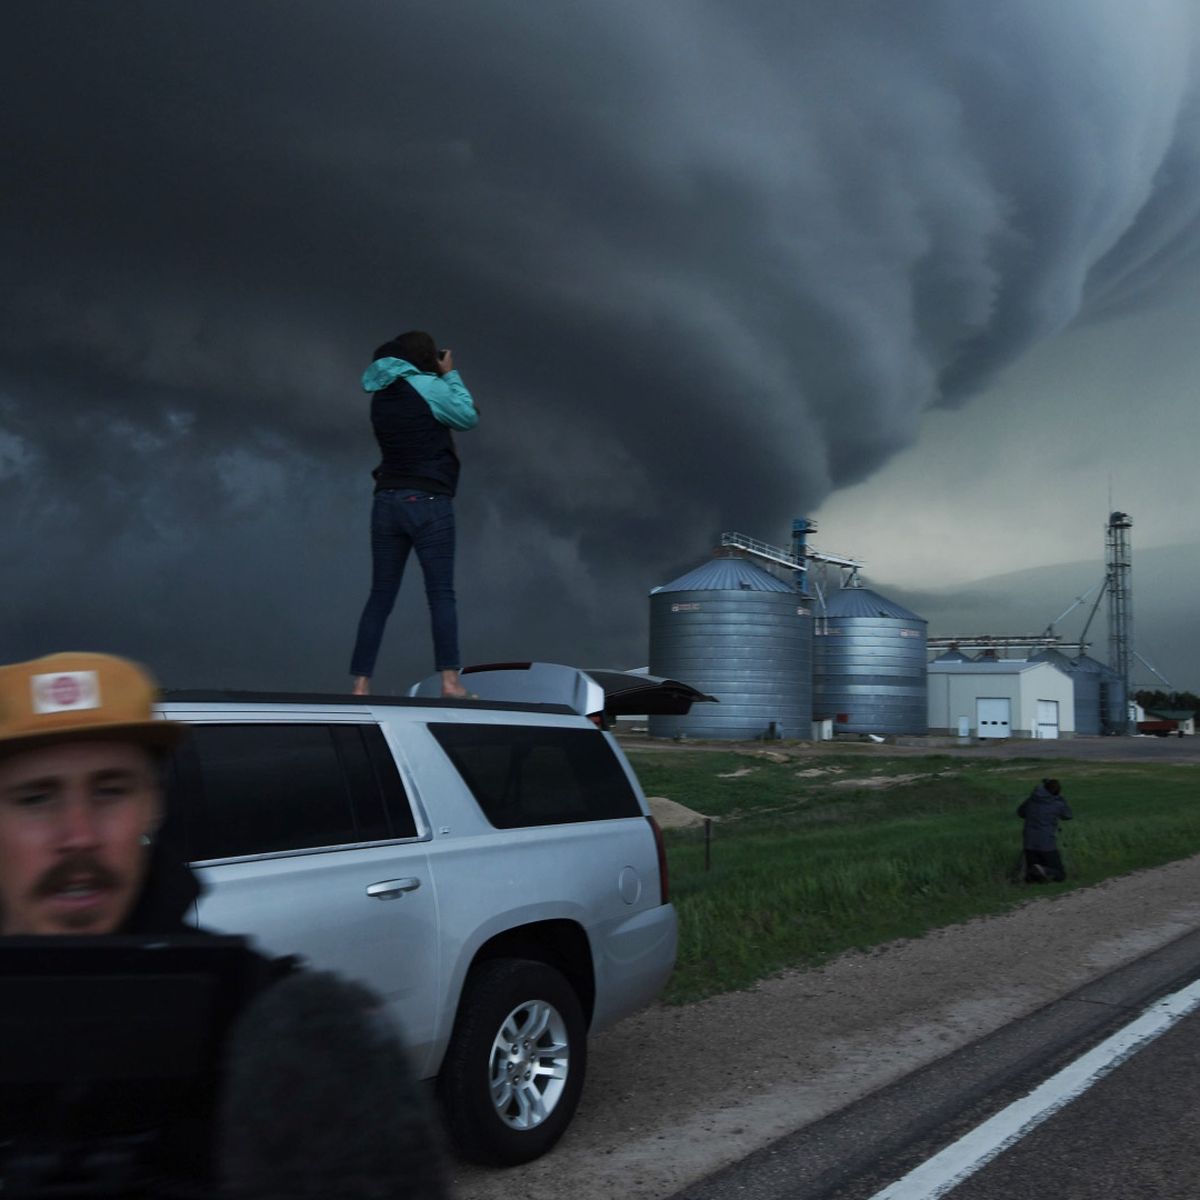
[157,666,680,1164]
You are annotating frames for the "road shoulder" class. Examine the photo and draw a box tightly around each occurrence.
[451,854,1200,1200]
[672,919,1200,1199]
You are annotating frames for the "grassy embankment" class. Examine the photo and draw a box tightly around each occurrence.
[625,748,1200,1004]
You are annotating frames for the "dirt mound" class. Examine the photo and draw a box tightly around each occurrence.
[647,795,711,829]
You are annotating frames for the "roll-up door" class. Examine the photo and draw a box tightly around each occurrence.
[976,697,1012,738]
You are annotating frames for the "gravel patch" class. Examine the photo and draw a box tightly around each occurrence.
[827,772,925,789]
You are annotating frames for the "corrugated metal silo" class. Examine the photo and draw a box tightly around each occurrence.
[1074,654,1126,734]
[813,585,928,735]
[1104,675,1129,734]
[1031,648,1101,735]
[648,556,812,739]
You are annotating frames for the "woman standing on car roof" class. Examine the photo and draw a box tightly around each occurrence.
[349,330,478,698]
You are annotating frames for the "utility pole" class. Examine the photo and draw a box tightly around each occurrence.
[1106,511,1133,733]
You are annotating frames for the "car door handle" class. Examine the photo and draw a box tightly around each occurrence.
[366,878,421,900]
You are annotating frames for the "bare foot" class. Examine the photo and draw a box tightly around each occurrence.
[441,669,469,699]
[352,676,371,696]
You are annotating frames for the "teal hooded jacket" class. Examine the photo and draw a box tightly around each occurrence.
[361,358,478,430]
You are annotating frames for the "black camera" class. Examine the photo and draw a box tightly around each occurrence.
[0,937,268,1197]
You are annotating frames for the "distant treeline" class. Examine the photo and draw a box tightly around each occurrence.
[1135,690,1200,716]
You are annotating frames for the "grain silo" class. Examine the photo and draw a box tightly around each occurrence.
[648,555,812,739]
[813,582,928,735]
[1030,648,1102,736]
[1074,654,1127,734]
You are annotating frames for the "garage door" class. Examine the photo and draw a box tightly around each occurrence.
[1036,699,1060,739]
[976,697,1011,738]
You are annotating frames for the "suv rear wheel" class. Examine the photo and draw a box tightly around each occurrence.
[438,958,586,1164]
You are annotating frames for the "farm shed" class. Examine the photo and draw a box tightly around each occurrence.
[927,660,1076,739]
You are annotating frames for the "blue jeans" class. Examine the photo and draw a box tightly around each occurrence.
[349,489,460,678]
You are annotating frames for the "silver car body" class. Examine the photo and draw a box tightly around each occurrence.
[158,696,677,1080]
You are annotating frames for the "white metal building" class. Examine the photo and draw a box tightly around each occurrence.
[927,660,1076,739]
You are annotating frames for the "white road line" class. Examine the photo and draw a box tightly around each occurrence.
[868,976,1200,1200]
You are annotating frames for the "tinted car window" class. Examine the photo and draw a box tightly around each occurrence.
[185,724,400,860]
[429,723,641,828]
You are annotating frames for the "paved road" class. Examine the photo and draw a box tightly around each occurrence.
[945,1007,1200,1199]
[670,926,1200,1200]
[618,732,1200,764]
[886,736,1200,764]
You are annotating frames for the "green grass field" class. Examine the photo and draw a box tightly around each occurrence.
[625,748,1200,1004]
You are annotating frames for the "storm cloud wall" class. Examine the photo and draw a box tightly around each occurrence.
[3,4,1200,688]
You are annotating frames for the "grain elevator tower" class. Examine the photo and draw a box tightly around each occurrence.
[1105,511,1133,732]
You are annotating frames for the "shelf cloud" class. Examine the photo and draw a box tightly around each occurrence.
[3,2,1200,686]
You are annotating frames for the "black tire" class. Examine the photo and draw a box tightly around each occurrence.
[437,958,587,1165]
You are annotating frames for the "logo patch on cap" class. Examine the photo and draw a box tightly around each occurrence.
[31,671,101,714]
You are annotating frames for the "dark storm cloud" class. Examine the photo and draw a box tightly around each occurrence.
[4,1,1200,687]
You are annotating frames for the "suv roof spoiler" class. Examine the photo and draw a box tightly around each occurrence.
[578,669,717,717]
[408,663,716,721]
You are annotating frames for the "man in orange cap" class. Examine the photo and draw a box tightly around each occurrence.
[0,653,452,1197]
[0,651,186,936]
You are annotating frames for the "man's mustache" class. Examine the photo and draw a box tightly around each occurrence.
[34,854,120,898]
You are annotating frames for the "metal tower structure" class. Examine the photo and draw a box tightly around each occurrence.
[719,520,863,598]
[1106,511,1133,732]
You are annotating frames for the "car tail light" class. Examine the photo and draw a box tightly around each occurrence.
[588,712,604,727]
[646,814,669,904]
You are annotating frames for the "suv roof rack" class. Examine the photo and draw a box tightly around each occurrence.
[159,689,573,715]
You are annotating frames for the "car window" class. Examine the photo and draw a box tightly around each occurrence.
[353,724,418,840]
[182,723,406,860]
[428,723,641,828]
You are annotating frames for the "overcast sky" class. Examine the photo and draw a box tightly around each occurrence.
[4,2,1200,692]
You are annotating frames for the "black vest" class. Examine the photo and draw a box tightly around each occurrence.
[370,378,461,495]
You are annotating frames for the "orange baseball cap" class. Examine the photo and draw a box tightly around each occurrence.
[0,652,186,759]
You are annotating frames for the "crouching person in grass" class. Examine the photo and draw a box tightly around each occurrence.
[1018,777,1072,883]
